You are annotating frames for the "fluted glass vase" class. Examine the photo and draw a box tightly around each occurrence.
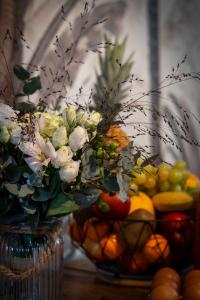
[0,220,64,300]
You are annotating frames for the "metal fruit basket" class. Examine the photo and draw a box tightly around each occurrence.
[69,207,195,278]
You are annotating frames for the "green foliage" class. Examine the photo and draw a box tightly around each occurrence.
[23,76,42,95]
[46,193,79,217]
[13,65,30,81]
[15,102,36,113]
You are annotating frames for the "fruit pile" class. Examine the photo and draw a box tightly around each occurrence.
[69,159,199,275]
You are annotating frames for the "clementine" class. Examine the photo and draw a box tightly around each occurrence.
[100,234,125,260]
[143,234,170,263]
[83,218,110,242]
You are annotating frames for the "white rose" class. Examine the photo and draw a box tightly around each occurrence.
[10,126,22,145]
[69,126,89,152]
[59,160,80,183]
[52,126,68,149]
[52,146,73,168]
[86,111,102,128]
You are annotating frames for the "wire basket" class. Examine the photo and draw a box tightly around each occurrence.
[69,208,195,278]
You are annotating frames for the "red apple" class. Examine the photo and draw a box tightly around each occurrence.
[160,212,194,249]
[92,192,130,220]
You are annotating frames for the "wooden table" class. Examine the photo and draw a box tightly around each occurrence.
[63,256,151,300]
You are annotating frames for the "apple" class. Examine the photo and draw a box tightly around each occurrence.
[92,192,130,219]
[160,212,194,249]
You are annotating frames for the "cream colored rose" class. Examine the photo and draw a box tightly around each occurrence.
[37,112,64,137]
[52,146,73,168]
[59,160,80,183]
[86,111,102,128]
[52,126,68,149]
[69,126,89,152]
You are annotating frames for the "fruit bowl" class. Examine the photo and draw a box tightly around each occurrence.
[69,207,195,278]
[69,160,199,279]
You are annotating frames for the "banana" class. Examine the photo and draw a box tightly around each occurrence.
[152,192,194,212]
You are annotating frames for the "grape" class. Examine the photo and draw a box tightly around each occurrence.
[171,184,182,192]
[158,163,171,182]
[159,181,171,192]
[144,175,157,189]
[168,168,183,184]
[182,169,190,180]
[144,164,158,175]
[147,188,157,196]
[174,160,187,169]
[132,171,147,185]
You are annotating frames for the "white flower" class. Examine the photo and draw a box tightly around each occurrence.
[0,103,17,128]
[59,160,80,183]
[69,126,89,152]
[52,146,73,168]
[52,126,67,149]
[10,126,22,145]
[19,132,57,173]
[76,109,88,126]
[63,105,76,129]
[36,112,64,137]
[87,111,102,127]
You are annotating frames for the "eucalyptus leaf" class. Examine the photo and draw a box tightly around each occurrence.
[103,175,120,193]
[15,102,36,113]
[13,65,30,81]
[23,76,42,95]
[4,183,34,197]
[33,188,51,202]
[46,193,79,217]
[116,172,131,202]
[4,165,21,183]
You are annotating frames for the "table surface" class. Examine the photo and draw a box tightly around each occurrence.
[63,256,151,300]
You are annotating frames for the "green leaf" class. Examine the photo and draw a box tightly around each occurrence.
[13,64,30,81]
[46,193,79,217]
[4,183,34,197]
[15,102,36,113]
[103,175,120,193]
[4,165,21,183]
[49,171,60,198]
[23,76,42,95]
[33,188,51,201]
[73,189,101,207]
[116,172,131,201]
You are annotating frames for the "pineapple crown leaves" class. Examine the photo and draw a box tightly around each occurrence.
[93,35,134,123]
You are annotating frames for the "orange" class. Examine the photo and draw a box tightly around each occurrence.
[100,234,125,260]
[143,234,170,263]
[83,218,110,242]
[83,237,103,261]
[69,221,82,243]
[129,192,155,216]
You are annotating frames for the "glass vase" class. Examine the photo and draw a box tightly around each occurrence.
[0,220,64,300]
